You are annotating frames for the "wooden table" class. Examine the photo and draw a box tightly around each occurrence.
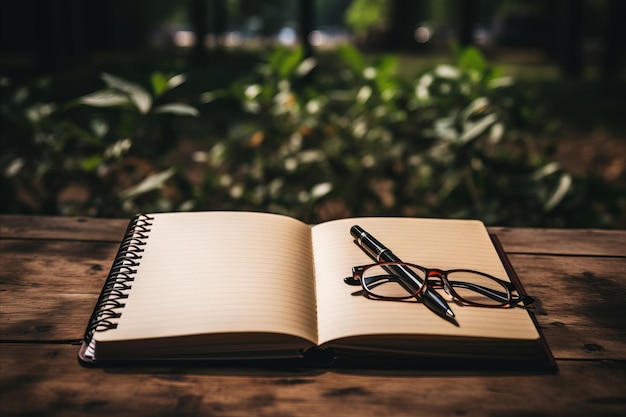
[1,215,625,416]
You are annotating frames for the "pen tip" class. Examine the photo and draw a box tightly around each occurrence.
[446,308,455,318]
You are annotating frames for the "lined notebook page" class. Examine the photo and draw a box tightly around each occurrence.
[311,218,540,345]
[95,212,318,345]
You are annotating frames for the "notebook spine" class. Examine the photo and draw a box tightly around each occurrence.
[83,214,154,346]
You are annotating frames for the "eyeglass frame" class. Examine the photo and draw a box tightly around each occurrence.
[346,261,533,308]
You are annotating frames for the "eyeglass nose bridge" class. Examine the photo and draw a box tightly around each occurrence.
[426,269,445,278]
[425,269,456,299]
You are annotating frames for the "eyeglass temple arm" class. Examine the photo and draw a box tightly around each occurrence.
[441,279,531,305]
[444,280,510,303]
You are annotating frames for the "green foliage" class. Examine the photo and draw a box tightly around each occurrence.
[190,45,608,226]
[0,72,198,216]
[345,0,388,33]
[1,46,623,227]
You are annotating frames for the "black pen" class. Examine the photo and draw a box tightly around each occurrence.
[350,225,455,320]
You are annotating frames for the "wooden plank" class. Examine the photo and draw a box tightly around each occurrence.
[0,239,118,292]
[0,239,116,341]
[491,226,626,257]
[508,254,626,329]
[2,240,625,361]
[508,253,626,360]
[1,218,625,417]
[1,344,625,417]
[0,215,128,242]
[2,215,625,257]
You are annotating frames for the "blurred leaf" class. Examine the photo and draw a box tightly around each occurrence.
[295,57,317,78]
[434,65,461,80]
[345,0,387,32]
[487,75,513,89]
[310,182,333,200]
[199,88,230,104]
[489,122,504,144]
[152,73,186,97]
[102,73,152,114]
[81,155,103,172]
[104,138,132,159]
[101,72,137,91]
[356,85,373,103]
[462,97,490,120]
[415,73,434,101]
[167,74,186,90]
[338,44,365,74]
[79,90,130,107]
[154,103,199,117]
[10,86,29,106]
[25,102,56,123]
[376,55,397,77]
[270,47,304,79]
[458,114,497,144]
[244,84,262,99]
[199,91,217,103]
[533,162,561,179]
[5,158,24,177]
[119,167,176,200]
[544,173,573,211]
[458,47,487,73]
[89,118,109,138]
[150,72,169,97]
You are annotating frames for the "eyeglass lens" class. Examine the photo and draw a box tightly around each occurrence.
[360,264,510,306]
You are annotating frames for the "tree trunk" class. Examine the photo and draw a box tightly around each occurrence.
[458,0,476,47]
[299,0,315,57]
[559,0,583,78]
[190,0,208,65]
[387,0,419,51]
[601,0,624,79]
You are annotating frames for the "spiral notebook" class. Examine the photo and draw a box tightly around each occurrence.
[79,211,555,370]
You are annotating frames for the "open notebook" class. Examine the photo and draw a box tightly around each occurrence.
[79,211,554,369]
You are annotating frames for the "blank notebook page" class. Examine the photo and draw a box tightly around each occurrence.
[95,212,318,345]
[311,217,540,345]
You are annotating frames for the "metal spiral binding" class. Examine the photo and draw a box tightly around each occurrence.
[83,214,154,352]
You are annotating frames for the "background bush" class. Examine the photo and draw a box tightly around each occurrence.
[1,46,623,227]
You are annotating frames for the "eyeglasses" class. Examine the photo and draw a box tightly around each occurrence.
[345,262,533,308]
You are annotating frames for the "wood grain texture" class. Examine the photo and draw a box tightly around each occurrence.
[1,215,625,417]
[2,215,624,255]
[0,215,128,241]
[1,344,625,417]
[490,226,626,257]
